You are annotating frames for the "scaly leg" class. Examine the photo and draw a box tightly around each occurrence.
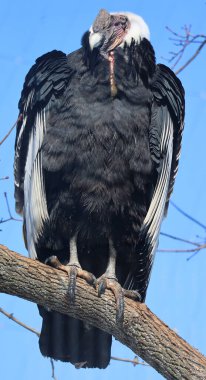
[97,238,124,321]
[97,238,141,321]
[46,234,96,302]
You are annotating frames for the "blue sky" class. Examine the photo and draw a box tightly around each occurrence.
[0,0,206,379]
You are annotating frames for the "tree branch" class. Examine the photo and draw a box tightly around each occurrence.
[0,244,206,379]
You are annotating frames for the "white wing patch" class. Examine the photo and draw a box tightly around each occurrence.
[127,111,174,294]
[141,111,173,261]
[125,111,174,295]
[143,113,173,236]
[24,109,49,258]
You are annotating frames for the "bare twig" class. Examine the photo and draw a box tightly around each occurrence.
[0,307,57,380]
[165,25,206,75]
[175,39,206,75]
[186,250,201,262]
[4,192,17,220]
[0,115,22,146]
[111,355,149,366]
[0,192,22,224]
[170,201,206,230]
[158,243,206,253]
[0,306,148,368]
[160,232,201,247]
[159,203,206,260]
[0,307,40,337]
[50,358,57,380]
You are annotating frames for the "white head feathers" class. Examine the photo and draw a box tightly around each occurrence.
[89,11,150,51]
[112,12,150,45]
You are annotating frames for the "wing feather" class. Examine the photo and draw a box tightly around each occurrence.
[125,65,185,301]
[152,64,185,214]
[14,50,72,258]
[23,110,49,258]
[135,112,173,298]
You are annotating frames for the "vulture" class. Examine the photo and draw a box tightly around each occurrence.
[14,9,185,369]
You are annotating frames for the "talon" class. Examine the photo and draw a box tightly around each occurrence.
[67,266,96,302]
[44,255,96,302]
[68,266,78,302]
[98,278,107,296]
[97,275,124,322]
[45,255,63,269]
[115,290,124,322]
[123,289,142,302]
[77,268,96,287]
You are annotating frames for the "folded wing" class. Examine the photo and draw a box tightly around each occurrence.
[125,64,185,300]
[14,50,72,258]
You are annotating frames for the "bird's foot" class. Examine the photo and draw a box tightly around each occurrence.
[45,256,96,302]
[123,289,142,302]
[97,274,124,322]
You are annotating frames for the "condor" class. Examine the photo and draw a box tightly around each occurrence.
[14,9,185,369]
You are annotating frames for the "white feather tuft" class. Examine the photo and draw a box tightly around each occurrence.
[111,12,150,45]
[89,28,102,50]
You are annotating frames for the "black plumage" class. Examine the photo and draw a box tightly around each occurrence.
[14,10,185,369]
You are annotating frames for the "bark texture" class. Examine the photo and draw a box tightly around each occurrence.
[0,243,206,379]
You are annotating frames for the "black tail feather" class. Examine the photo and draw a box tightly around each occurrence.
[38,306,112,368]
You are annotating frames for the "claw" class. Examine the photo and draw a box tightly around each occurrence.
[67,266,96,302]
[97,275,124,322]
[68,266,78,302]
[123,289,142,302]
[45,255,63,269]
[98,277,107,296]
[44,255,96,302]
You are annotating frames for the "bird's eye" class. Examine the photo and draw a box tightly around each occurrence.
[120,16,127,24]
[114,18,127,27]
